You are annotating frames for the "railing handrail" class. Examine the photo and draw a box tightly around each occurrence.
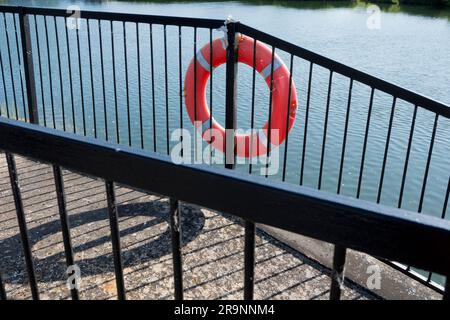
[0,4,449,119]
[237,23,450,119]
[0,5,225,28]
[1,116,450,276]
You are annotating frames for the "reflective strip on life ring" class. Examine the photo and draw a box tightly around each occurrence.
[184,34,298,158]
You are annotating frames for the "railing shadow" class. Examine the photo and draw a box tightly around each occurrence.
[0,201,205,284]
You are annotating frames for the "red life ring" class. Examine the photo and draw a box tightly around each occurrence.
[184,34,298,158]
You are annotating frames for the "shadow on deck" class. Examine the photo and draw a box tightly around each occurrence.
[0,154,376,300]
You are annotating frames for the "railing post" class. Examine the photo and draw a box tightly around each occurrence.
[0,272,6,300]
[444,275,450,300]
[244,220,255,300]
[224,20,238,169]
[105,181,126,300]
[169,198,183,300]
[224,20,256,300]
[6,152,39,300]
[330,245,347,300]
[18,7,39,124]
[52,165,79,300]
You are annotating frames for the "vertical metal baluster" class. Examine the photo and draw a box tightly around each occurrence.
[0,35,11,118]
[224,22,237,169]
[356,87,375,199]
[110,21,119,144]
[105,181,126,300]
[442,177,450,292]
[75,18,86,135]
[398,105,418,208]
[123,22,131,147]
[441,177,450,219]
[64,17,76,133]
[33,15,45,126]
[99,20,108,141]
[193,27,198,162]
[12,14,27,122]
[334,78,351,285]
[333,81,351,285]
[149,24,156,152]
[426,272,433,283]
[52,165,79,300]
[418,114,439,213]
[209,28,213,164]
[87,20,96,138]
[281,55,294,182]
[433,178,450,283]
[264,46,275,178]
[244,220,256,300]
[300,62,313,185]
[169,198,183,300]
[136,23,143,149]
[443,276,450,300]
[248,38,257,174]
[53,16,66,131]
[178,26,183,157]
[242,47,257,298]
[337,79,353,195]
[6,153,39,300]
[0,81,2,117]
[318,70,333,189]
[330,245,346,300]
[44,16,56,128]
[20,9,41,124]
[0,272,6,300]
[164,24,169,155]
[377,97,396,203]
[2,13,19,120]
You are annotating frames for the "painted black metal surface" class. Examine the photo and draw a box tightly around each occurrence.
[1,118,450,279]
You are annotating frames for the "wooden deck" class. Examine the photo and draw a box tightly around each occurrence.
[0,153,375,300]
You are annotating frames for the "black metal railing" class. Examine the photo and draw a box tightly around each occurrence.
[0,5,450,299]
[1,117,450,300]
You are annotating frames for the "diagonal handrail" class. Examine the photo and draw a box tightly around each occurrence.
[1,117,450,276]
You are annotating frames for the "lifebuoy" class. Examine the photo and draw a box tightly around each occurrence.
[184,34,298,158]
